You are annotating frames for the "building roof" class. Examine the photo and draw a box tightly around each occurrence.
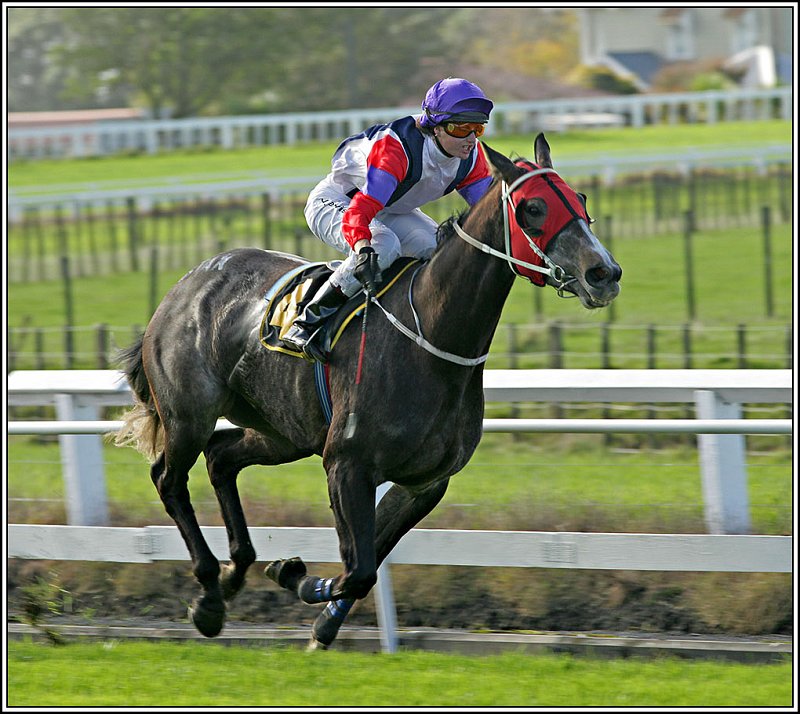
[606,51,666,87]
[776,53,793,85]
[8,108,145,128]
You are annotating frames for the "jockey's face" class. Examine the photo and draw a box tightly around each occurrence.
[433,123,481,160]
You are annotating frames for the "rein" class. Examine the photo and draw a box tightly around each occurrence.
[369,266,488,367]
[367,167,580,367]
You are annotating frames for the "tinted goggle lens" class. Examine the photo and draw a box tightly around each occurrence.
[443,122,485,138]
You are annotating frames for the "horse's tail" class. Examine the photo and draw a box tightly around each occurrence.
[112,335,164,462]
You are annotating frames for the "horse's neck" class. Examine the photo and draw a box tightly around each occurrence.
[413,209,515,353]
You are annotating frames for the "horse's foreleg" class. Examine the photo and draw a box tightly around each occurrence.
[151,447,225,637]
[265,462,377,644]
[373,478,450,561]
[264,555,356,649]
[307,478,451,648]
[326,462,378,600]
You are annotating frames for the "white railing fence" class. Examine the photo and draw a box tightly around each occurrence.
[7,368,792,534]
[8,368,792,653]
[7,522,792,654]
[8,87,792,161]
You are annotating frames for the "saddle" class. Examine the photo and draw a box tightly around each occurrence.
[259,257,419,360]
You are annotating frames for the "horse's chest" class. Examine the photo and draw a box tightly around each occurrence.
[379,403,483,481]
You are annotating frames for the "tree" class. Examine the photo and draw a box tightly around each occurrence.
[241,7,456,113]
[7,7,85,111]
[56,7,289,118]
[440,8,580,81]
[10,7,584,116]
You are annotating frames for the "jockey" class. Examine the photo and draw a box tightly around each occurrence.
[282,77,495,362]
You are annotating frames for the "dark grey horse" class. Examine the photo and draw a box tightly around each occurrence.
[115,135,621,649]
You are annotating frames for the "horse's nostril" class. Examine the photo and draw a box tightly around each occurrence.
[587,266,609,285]
[587,263,621,286]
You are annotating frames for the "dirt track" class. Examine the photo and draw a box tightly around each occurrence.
[7,557,793,647]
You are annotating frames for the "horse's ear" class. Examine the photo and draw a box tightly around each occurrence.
[481,142,524,184]
[534,133,553,169]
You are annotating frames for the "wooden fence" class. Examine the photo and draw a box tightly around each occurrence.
[6,318,793,374]
[7,161,792,285]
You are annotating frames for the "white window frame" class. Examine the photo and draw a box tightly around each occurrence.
[666,10,695,61]
[732,9,759,54]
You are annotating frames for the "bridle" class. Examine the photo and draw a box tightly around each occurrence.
[452,166,581,298]
[367,165,588,365]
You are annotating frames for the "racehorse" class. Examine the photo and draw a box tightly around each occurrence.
[114,134,621,650]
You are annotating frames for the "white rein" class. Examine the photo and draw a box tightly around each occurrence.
[368,166,572,367]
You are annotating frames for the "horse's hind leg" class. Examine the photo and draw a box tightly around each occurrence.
[150,422,225,637]
[204,426,311,601]
[308,478,450,649]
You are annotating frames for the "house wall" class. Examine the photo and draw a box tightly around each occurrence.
[578,7,791,65]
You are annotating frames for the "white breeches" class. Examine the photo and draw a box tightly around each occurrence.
[304,178,438,296]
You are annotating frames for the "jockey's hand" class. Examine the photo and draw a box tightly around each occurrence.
[354,245,381,294]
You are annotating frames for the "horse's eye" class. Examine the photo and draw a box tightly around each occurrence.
[524,200,544,217]
[516,198,546,236]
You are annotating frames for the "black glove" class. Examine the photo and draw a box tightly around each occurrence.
[353,245,381,293]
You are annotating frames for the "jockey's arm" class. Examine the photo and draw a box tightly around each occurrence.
[341,136,407,249]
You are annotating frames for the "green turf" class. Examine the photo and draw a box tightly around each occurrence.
[6,219,793,373]
[7,430,792,534]
[7,640,792,707]
[9,120,791,189]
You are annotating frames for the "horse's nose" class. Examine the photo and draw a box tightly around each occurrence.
[585,260,622,288]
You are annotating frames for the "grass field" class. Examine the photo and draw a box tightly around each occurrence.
[7,119,793,372]
[7,430,792,534]
[8,120,791,189]
[6,120,794,705]
[7,221,794,328]
[6,219,794,372]
[6,640,793,707]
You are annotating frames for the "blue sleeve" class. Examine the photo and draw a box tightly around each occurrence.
[458,175,493,206]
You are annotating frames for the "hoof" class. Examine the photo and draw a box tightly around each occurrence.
[306,637,329,652]
[265,557,307,591]
[188,597,225,638]
[219,563,245,601]
[312,617,340,647]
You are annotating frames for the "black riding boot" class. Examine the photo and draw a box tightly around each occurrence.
[282,280,347,363]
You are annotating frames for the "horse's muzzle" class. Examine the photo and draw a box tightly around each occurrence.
[576,259,622,308]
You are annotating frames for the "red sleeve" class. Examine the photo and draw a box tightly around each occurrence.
[342,192,385,248]
[366,135,408,186]
[341,134,408,248]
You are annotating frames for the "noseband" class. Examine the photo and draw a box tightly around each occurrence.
[452,167,579,297]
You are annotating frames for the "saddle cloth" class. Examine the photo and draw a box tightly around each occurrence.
[259,257,419,359]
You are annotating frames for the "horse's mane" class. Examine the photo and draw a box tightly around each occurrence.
[434,208,469,247]
[432,149,530,253]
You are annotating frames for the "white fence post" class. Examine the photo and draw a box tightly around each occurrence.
[694,389,751,535]
[54,394,109,526]
[373,482,399,653]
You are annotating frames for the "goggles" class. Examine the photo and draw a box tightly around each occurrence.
[442,121,486,138]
